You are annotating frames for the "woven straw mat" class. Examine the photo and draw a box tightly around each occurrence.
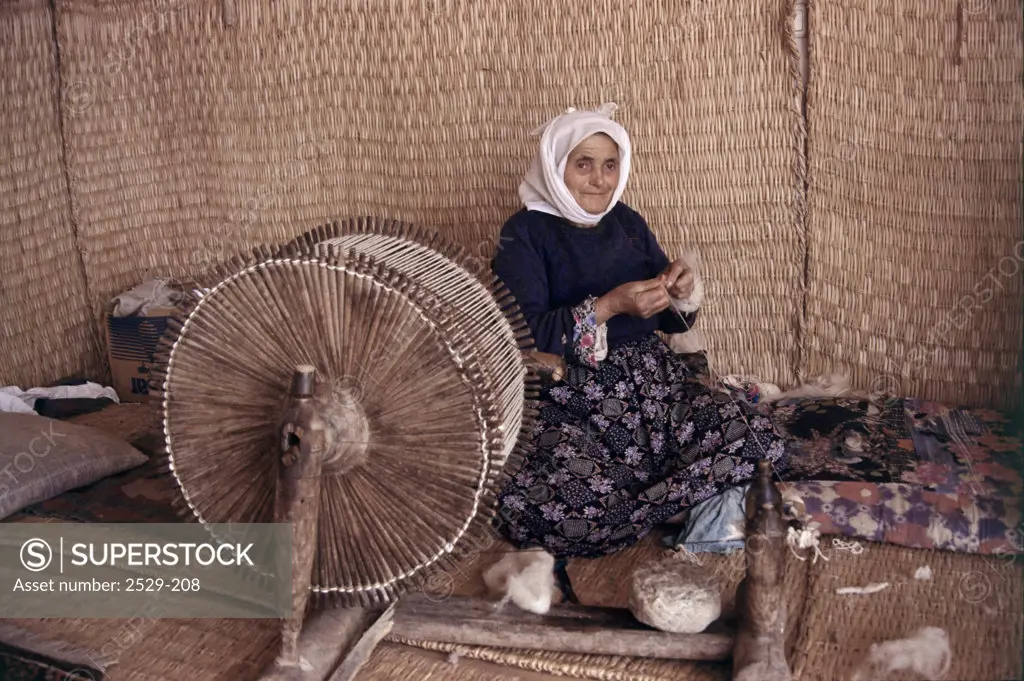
[0,0,102,389]
[801,0,1024,411]
[792,541,1023,681]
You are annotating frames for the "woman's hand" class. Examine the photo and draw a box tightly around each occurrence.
[662,259,695,300]
[595,278,671,323]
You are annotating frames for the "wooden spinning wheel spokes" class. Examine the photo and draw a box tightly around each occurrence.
[279,218,534,469]
[153,243,517,606]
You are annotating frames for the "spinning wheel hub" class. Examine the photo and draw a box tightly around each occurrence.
[277,370,370,476]
[316,385,372,475]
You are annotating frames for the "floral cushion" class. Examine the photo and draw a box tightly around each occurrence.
[771,395,915,483]
[775,396,1022,555]
[785,480,1022,555]
[671,395,1023,556]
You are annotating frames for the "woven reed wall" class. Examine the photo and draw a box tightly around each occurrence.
[0,0,101,389]
[801,0,1024,411]
[3,0,1020,409]
[52,0,805,387]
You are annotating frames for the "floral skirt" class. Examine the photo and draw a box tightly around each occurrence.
[494,334,789,559]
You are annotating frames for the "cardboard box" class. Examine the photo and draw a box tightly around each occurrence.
[105,306,180,403]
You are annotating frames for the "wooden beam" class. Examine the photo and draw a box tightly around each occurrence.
[390,594,734,661]
[328,604,396,681]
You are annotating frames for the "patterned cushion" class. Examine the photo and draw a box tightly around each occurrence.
[0,412,148,521]
[668,396,1023,556]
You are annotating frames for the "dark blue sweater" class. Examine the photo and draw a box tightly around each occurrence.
[492,202,698,363]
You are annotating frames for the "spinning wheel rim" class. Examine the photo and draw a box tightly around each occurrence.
[156,247,513,602]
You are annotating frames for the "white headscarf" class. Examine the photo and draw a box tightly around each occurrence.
[518,102,632,226]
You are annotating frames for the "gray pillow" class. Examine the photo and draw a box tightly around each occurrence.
[0,412,149,520]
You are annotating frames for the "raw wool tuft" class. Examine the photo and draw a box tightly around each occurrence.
[758,381,783,401]
[786,525,828,563]
[836,581,890,595]
[914,565,933,580]
[671,248,705,313]
[780,486,808,521]
[764,372,853,403]
[447,651,461,666]
[723,517,747,541]
[850,626,952,681]
[483,549,556,615]
[628,556,721,634]
[718,374,782,404]
[668,327,706,354]
[666,248,707,354]
[670,544,706,566]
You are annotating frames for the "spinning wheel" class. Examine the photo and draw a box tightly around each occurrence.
[152,218,792,681]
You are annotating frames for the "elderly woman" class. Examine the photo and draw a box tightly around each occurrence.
[492,104,788,559]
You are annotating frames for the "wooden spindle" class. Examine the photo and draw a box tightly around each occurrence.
[732,460,792,681]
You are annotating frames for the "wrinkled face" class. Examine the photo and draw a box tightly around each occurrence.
[563,133,621,216]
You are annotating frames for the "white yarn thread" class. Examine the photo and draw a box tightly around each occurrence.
[670,544,705,566]
[787,525,830,564]
[831,537,864,555]
[786,529,866,564]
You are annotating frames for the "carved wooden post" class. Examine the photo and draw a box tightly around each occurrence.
[259,365,375,681]
[732,460,792,681]
[274,365,328,670]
